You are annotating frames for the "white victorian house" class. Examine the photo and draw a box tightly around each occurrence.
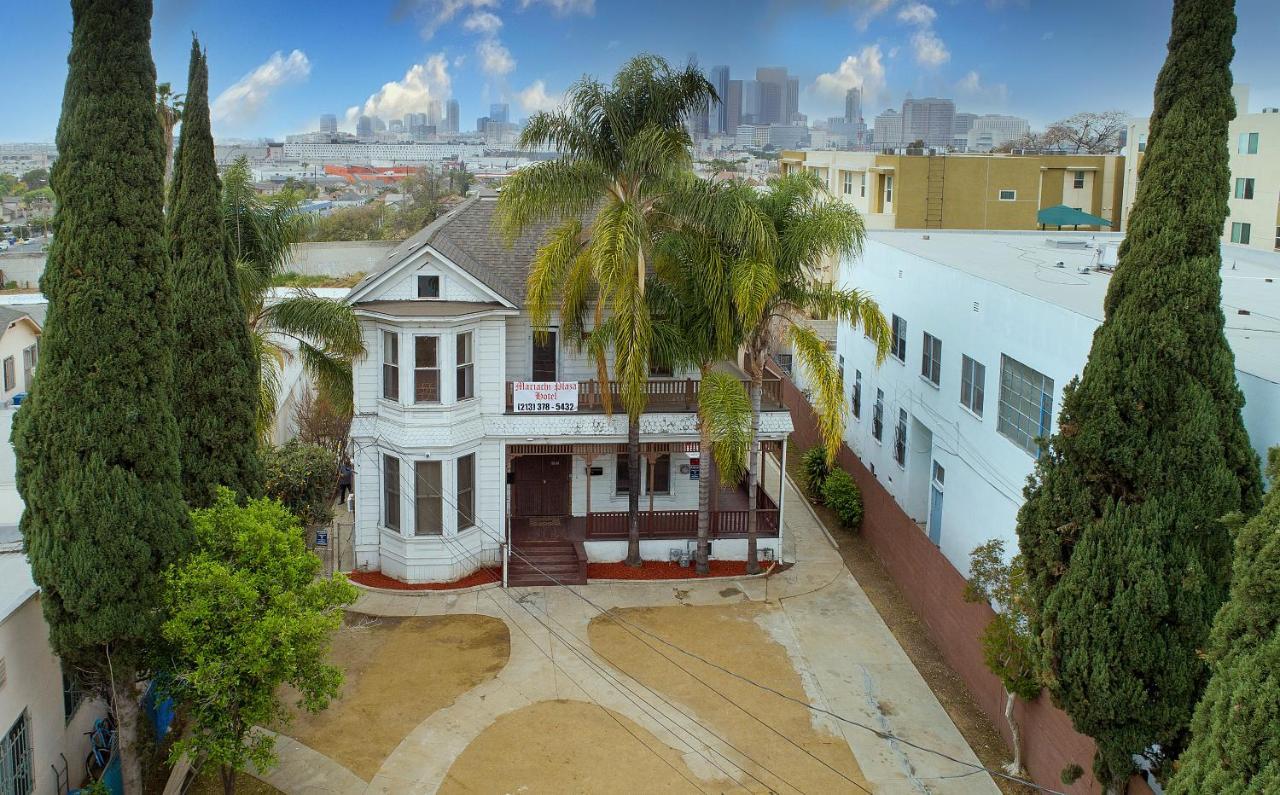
[346,194,794,585]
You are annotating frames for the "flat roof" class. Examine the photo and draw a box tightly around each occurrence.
[865,229,1280,383]
[0,553,37,624]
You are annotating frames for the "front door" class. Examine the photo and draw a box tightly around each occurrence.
[927,461,945,545]
[532,331,557,381]
[512,455,571,516]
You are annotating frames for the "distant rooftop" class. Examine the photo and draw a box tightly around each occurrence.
[865,229,1280,384]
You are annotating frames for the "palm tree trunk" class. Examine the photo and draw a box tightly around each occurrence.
[695,367,712,574]
[746,359,763,576]
[626,415,642,566]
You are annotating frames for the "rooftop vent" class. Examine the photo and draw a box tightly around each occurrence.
[1054,261,1066,269]
[1047,238,1090,249]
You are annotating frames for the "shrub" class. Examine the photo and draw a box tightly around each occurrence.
[263,440,338,527]
[821,469,864,531]
[801,447,830,501]
[1061,763,1084,786]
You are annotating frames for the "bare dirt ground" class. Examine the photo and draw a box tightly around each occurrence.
[587,602,870,794]
[784,452,1031,794]
[186,770,283,794]
[277,612,510,781]
[437,699,735,794]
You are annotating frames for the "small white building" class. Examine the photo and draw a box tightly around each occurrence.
[829,230,1280,574]
[345,196,793,585]
[0,307,39,407]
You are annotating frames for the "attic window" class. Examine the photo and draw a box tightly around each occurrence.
[417,275,440,299]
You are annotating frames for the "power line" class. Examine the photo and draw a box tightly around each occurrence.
[347,435,1061,794]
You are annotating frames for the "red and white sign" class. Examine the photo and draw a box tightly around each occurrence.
[512,381,580,412]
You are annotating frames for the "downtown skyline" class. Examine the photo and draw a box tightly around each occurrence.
[2,0,1280,142]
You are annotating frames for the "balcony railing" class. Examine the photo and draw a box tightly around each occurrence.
[583,486,780,540]
[504,376,783,414]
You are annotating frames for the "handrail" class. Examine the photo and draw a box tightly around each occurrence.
[505,376,783,412]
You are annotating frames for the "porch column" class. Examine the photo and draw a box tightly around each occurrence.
[503,448,514,588]
[778,438,788,545]
[646,453,656,515]
[583,452,594,537]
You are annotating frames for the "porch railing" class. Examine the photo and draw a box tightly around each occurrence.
[505,376,783,414]
[584,487,779,540]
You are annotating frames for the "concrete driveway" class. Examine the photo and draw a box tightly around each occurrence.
[260,457,998,794]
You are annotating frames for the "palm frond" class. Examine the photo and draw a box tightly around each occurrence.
[789,323,846,465]
[779,200,866,277]
[493,159,609,241]
[525,218,586,333]
[699,371,753,485]
[254,331,285,443]
[298,341,354,417]
[262,291,364,359]
[802,284,892,365]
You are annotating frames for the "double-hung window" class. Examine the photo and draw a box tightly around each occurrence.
[852,370,862,419]
[414,336,440,403]
[414,461,443,536]
[457,454,475,530]
[456,332,474,400]
[1,357,13,392]
[859,172,867,198]
[997,355,1054,456]
[920,332,942,386]
[872,389,884,441]
[1238,132,1259,154]
[381,331,399,401]
[842,170,853,195]
[383,455,401,531]
[890,315,907,362]
[883,175,894,205]
[21,343,36,390]
[960,355,985,416]
[893,409,907,467]
[1072,171,1086,189]
[1234,178,1255,199]
[1231,222,1252,245]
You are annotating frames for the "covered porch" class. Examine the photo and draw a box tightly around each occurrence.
[505,441,785,545]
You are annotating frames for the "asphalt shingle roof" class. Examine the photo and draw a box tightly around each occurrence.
[351,194,562,307]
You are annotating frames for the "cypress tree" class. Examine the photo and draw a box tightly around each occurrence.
[1168,449,1280,794]
[13,0,191,790]
[168,38,263,507]
[1014,0,1262,788]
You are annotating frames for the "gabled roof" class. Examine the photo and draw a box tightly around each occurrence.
[0,306,38,338]
[347,194,562,308]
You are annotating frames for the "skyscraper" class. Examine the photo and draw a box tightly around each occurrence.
[785,76,800,123]
[900,97,955,148]
[873,108,902,149]
[356,115,373,139]
[445,99,460,134]
[708,65,730,135]
[319,113,337,134]
[741,80,762,124]
[725,80,742,135]
[489,103,509,124]
[427,98,443,127]
[844,88,861,125]
[755,67,787,125]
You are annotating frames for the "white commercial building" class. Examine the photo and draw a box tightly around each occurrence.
[830,230,1280,574]
[282,141,487,165]
[965,115,1030,152]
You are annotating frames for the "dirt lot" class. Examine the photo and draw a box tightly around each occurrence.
[785,451,1030,794]
[589,602,869,794]
[278,612,510,781]
[186,769,283,794]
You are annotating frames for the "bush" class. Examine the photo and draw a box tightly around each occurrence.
[820,469,864,531]
[263,440,338,527]
[801,447,830,501]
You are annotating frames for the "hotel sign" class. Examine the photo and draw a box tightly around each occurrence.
[512,381,580,412]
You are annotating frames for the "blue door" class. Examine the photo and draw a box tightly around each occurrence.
[927,461,945,545]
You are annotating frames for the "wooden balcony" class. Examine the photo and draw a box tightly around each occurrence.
[504,376,784,414]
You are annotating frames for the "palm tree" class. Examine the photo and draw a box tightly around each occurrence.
[740,171,893,573]
[156,82,184,184]
[221,158,364,439]
[496,55,771,566]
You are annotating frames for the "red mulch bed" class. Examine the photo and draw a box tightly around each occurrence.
[587,560,783,580]
[348,568,501,591]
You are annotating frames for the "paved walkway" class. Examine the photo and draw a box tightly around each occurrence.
[260,458,998,794]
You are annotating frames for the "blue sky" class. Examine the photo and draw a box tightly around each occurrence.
[3,0,1279,142]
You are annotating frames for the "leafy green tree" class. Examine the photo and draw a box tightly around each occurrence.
[1014,1,1262,788]
[1168,449,1280,794]
[740,171,891,572]
[13,1,191,791]
[497,54,770,566]
[221,159,364,434]
[964,539,1040,777]
[0,173,19,195]
[168,39,262,507]
[163,489,357,795]
[264,440,339,527]
[19,167,49,190]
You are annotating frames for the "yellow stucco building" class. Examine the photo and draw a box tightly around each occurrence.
[779,150,1125,232]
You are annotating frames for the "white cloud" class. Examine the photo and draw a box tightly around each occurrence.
[911,29,950,67]
[520,0,595,14]
[896,2,936,26]
[851,0,894,30]
[212,50,310,125]
[955,70,1008,104]
[476,38,515,78]
[402,0,498,38]
[515,80,563,113]
[344,54,452,127]
[463,11,502,34]
[812,45,887,105]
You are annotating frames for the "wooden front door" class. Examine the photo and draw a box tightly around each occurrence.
[531,331,557,381]
[512,455,571,516]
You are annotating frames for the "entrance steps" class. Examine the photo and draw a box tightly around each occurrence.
[508,540,587,587]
